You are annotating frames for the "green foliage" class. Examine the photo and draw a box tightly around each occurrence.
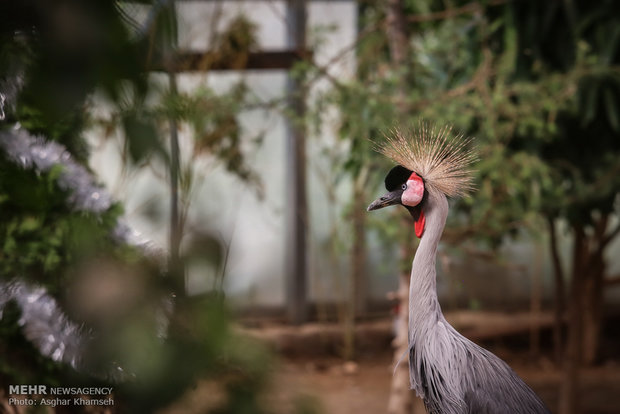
[0,2,275,412]
[121,108,166,164]
[0,0,148,145]
[165,83,259,185]
[311,0,620,250]
[507,0,620,229]
[0,158,128,294]
[91,290,273,413]
[214,15,259,68]
[0,156,140,388]
[15,103,91,163]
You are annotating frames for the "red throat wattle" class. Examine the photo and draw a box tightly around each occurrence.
[415,210,425,238]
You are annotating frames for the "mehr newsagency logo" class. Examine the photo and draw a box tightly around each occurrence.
[9,385,114,408]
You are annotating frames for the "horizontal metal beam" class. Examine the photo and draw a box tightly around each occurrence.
[153,50,310,72]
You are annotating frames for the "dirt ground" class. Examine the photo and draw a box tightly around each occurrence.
[163,350,620,414]
[268,353,620,414]
[164,313,620,414]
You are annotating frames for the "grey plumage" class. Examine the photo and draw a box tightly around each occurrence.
[407,188,549,414]
[370,126,550,414]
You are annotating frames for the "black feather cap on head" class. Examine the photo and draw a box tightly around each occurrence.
[384,165,414,191]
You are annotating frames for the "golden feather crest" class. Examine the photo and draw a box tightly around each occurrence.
[378,123,477,198]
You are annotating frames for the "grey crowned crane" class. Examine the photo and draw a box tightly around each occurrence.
[368,126,550,414]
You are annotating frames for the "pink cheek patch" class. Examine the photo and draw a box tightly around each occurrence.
[401,174,424,207]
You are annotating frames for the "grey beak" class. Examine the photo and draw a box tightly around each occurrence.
[367,190,402,211]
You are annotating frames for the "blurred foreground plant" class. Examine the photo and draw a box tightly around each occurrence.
[0,1,281,413]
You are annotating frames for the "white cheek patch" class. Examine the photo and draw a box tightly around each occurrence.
[402,179,424,207]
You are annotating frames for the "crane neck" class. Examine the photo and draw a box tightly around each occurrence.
[408,188,449,331]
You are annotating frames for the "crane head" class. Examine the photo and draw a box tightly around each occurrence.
[367,165,427,237]
[366,124,476,237]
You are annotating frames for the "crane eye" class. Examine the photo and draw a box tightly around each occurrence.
[401,183,407,190]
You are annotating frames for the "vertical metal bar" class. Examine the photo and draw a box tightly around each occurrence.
[285,0,307,324]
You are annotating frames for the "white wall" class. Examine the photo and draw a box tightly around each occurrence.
[88,1,363,307]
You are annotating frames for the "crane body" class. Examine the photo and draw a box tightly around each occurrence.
[368,126,550,414]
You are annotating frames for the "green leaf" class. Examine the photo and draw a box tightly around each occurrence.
[581,81,599,126]
[19,216,41,232]
[123,114,162,163]
[603,88,620,132]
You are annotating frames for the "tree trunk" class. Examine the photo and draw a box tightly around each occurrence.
[580,214,608,365]
[581,251,604,365]
[344,170,369,360]
[386,0,409,69]
[529,241,543,357]
[351,168,369,318]
[385,0,419,412]
[558,225,585,414]
[547,216,565,365]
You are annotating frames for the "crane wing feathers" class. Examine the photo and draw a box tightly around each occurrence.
[409,321,550,414]
[464,347,551,414]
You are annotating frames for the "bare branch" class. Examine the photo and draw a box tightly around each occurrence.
[585,213,620,271]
